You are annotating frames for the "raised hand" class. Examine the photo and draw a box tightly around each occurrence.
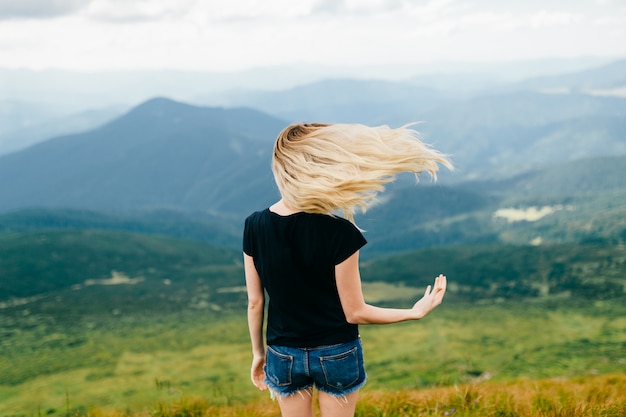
[412,274,447,319]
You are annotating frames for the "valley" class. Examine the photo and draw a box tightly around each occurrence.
[0,58,625,416]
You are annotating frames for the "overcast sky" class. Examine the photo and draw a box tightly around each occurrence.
[0,0,625,73]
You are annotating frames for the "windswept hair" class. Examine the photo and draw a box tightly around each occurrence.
[272,123,453,222]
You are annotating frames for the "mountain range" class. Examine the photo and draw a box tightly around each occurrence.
[0,59,624,257]
[1,91,625,216]
[194,59,626,179]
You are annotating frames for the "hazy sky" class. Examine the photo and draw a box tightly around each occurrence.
[0,0,625,72]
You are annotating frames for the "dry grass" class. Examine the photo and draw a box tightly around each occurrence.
[87,373,625,417]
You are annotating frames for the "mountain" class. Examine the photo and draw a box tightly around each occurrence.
[355,184,498,254]
[1,62,625,235]
[509,59,626,95]
[1,93,625,254]
[0,100,67,136]
[3,58,608,111]
[195,78,445,125]
[413,93,626,179]
[357,155,626,256]
[465,155,626,198]
[196,70,626,180]
[362,184,493,226]
[0,105,125,156]
[0,98,286,215]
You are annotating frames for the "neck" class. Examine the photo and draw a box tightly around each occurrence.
[270,199,301,215]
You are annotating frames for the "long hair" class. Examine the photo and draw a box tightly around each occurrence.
[272,122,452,222]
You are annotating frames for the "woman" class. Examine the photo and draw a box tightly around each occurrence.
[243,123,451,417]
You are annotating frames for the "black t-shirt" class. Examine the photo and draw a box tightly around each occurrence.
[243,208,367,347]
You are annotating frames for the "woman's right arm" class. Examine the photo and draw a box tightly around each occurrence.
[335,250,447,325]
[244,253,268,391]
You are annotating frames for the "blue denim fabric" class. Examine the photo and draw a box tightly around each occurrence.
[264,337,367,398]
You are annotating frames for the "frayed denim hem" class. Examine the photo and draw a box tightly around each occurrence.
[266,381,314,401]
[315,374,367,403]
[266,377,367,403]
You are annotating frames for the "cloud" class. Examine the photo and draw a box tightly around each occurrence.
[0,0,92,20]
[0,0,625,72]
[529,10,582,27]
[82,0,316,23]
[312,0,407,15]
[82,0,196,22]
[195,0,313,22]
[312,0,345,14]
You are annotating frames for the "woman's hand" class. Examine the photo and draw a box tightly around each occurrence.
[412,274,447,319]
[251,354,267,390]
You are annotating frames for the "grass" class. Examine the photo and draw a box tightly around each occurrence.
[54,373,626,417]
[353,374,626,417]
[1,300,624,416]
[362,300,625,389]
[0,231,624,416]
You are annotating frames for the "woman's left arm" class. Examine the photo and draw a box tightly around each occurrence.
[244,253,267,390]
[336,250,446,325]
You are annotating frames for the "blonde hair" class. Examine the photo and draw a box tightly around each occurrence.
[272,123,452,222]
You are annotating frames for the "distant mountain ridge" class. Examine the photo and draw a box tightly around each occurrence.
[0,105,124,156]
[1,82,625,240]
[0,98,285,215]
[465,154,626,197]
[196,78,445,125]
[198,75,626,179]
[510,59,626,94]
[417,93,626,178]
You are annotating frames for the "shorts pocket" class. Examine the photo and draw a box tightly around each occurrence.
[320,346,359,390]
[266,346,294,387]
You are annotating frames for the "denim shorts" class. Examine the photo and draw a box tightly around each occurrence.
[264,337,367,398]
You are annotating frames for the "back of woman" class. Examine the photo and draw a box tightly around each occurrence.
[244,209,365,348]
[243,122,451,417]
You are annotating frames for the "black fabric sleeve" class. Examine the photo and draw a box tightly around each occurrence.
[331,218,367,265]
[242,215,254,256]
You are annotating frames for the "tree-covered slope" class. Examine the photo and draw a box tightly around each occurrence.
[0,229,243,301]
[361,243,626,301]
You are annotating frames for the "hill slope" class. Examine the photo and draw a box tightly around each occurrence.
[2,155,625,260]
[0,208,241,248]
[2,228,624,306]
[0,98,285,215]
[466,154,626,197]
[0,229,243,302]
[361,243,626,301]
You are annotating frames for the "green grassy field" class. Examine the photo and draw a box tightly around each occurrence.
[1,298,624,416]
[1,229,624,415]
